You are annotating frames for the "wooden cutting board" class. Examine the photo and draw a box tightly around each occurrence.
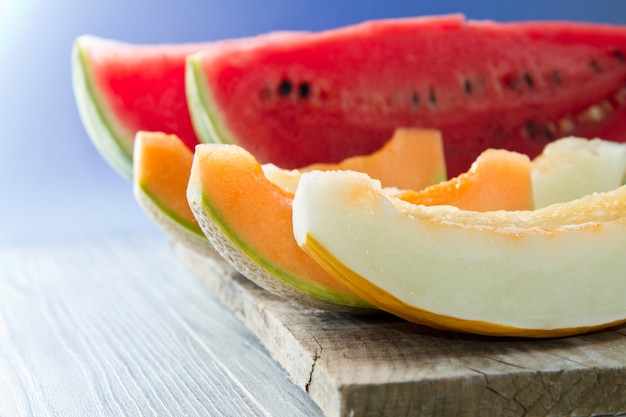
[174,241,626,417]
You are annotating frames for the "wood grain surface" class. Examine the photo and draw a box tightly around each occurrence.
[0,236,323,417]
[2,236,625,417]
[175,240,626,417]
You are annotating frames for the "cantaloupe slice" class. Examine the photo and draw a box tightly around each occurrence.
[293,169,626,337]
[186,128,446,309]
[304,128,446,190]
[187,144,372,309]
[262,128,445,193]
[394,148,533,211]
[133,131,220,260]
[531,137,626,209]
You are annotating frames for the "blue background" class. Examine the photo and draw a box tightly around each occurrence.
[1,0,625,245]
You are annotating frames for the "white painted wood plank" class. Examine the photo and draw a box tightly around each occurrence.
[0,236,322,417]
[4,235,625,417]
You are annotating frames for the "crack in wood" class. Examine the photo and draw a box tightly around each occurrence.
[305,333,322,393]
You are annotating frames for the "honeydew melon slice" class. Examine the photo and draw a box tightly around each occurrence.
[531,136,626,208]
[293,169,626,337]
[133,131,220,260]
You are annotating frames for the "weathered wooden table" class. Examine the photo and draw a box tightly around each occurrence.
[1,235,625,417]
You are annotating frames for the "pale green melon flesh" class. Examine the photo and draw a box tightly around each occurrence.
[531,137,626,209]
[293,170,626,334]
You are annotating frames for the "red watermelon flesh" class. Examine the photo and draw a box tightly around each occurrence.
[187,14,626,176]
[73,33,307,179]
[73,35,212,178]
[87,37,205,147]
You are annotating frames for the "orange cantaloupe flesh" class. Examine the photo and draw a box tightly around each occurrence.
[395,148,534,211]
[135,128,445,231]
[303,127,446,190]
[135,128,446,306]
[191,144,364,300]
[134,131,199,233]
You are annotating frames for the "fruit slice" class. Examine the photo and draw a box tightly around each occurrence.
[133,131,219,259]
[187,14,626,176]
[72,35,211,179]
[293,170,626,337]
[186,144,371,310]
[263,128,446,192]
[304,128,446,190]
[531,136,626,208]
[185,129,444,309]
[395,148,533,211]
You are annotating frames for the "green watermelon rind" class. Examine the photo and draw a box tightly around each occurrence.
[185,54,238,147]
[72,37,134,180]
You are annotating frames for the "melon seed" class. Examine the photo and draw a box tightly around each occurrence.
[463,79,473,95]
[589,59,603,73]
[544,122,557,140]
[559,117,576,135]
[523,72,535,88]
[298,82,311,99]
[279,79,293,96]
[523,121,540,138]
[579,103,608,124]
[551,70,563,85]
[428,89,437,106]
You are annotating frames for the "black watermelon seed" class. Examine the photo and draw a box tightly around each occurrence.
[525,121,540,137]
[613,50,625,63]
[463,79,473,95]
[590,60,603,73]
[544,123,556,140]
[428,89,437,106]
[411,91,419,106]
[298,82,310,99]
[278,79,292,96]
[551,70,563,85]
[523,72,534,88]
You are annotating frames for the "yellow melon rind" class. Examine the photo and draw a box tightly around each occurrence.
[302,233,626,338]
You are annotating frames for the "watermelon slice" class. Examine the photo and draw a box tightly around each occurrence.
[72,35,212,179]
[187,14,626,176]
